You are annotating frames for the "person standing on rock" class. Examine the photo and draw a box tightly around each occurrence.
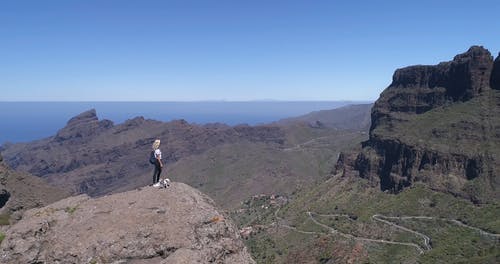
[151,139,163,186]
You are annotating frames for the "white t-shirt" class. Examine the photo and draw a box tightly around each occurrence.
[154,149,162,160]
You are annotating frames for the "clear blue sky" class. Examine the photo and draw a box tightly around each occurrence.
[1,0,499,101]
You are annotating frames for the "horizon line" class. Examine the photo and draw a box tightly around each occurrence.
[0,99,375,103]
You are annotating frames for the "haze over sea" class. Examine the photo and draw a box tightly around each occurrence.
[0,101,365,144]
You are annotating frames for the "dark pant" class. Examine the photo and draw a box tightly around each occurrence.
[153,161,162,184]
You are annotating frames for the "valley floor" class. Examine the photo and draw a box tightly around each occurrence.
[231,178,500,263]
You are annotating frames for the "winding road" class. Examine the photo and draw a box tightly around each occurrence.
[306,212,426,254]
[270,208,500,255]
[282,136,336,152]
[377,215,500,238]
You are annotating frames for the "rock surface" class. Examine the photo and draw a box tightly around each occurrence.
[0,183,255,264]
[336,46,500,203]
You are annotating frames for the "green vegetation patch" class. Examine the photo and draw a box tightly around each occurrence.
[65,206,78,214]
[377,90,500,157]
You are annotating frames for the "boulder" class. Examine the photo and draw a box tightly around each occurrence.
[0,182,255,264]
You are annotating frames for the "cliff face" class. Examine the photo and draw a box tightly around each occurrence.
[370,46,494,133]
[0,183,255,264]
[337,46,500,203]
[491,53,500,90]
[390,46,493,98]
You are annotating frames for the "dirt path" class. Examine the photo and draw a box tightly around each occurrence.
[306,212,425,254]
[372,214,431,251]
[376,215,500,239]
[283,136,335,152]
[272,208,324,235]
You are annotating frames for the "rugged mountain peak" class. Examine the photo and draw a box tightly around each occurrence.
[55,109,113,142]
[0,183,255,263]
[371,46,495,135]
[66,108,99,126]
[454,45,491,60]
[337,46,500,203]
[390,46,493,95]
[491,53,500,90]
[448,45,494,99]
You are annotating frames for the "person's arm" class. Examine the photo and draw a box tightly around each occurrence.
[156,149,163,167]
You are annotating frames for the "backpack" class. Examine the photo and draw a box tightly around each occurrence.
[149,150,157,164]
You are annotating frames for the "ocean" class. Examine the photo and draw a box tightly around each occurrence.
[0,101,364,144]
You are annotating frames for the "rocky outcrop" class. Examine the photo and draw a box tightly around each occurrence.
[0,183,255,264]
[336,46,500,203]
[388,46,493,99]
[55,109,114,142]
[371,46,494,133]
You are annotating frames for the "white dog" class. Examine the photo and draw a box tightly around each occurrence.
[160,178,171,188]
[153,178,171,188]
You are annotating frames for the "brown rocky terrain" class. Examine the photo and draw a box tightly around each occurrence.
[1,109,285,197]
[336,46,500,203]
[0,153,69,223]
[0,182,255,263]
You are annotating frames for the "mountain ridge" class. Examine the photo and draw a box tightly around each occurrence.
[2,112,285,197]
[1,105,368,209]
[275,103,372,131]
